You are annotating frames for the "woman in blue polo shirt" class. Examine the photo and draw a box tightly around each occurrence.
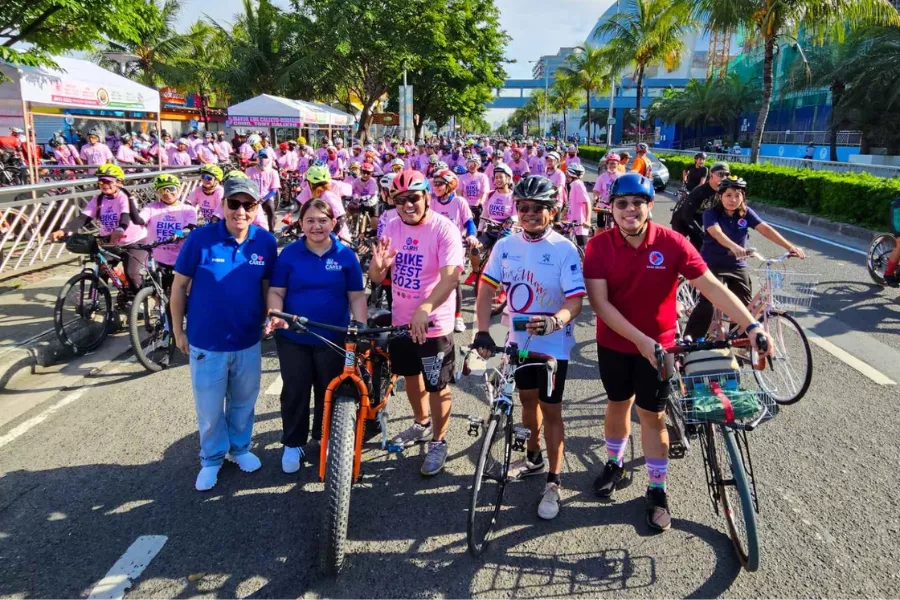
[684,176,805,340]
[266,199,367,474]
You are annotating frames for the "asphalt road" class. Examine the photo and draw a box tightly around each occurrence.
[1,185,898,598]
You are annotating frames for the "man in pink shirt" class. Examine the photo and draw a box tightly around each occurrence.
[171,139,193,166]
[80,129,114,170]
[369,169,464,476]
[545,151,567,211]
[245,149,281,231]
[529,146,547,176]
[458,156,489,226]
[564,162,592,247]
[213,133,233,163]
[50,137,82,166]
[116,134,148,165]
[196,138,218,165]
[508,148,530,183]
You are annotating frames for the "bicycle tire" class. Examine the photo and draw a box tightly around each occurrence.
[54,272,112,354]
[129,286,172,372]
[713,425,760,571]
[754,310,812,405]
[467,410,512,557]
[320,395,358,575]
[867,233,896,287]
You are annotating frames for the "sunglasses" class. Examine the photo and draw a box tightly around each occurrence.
[395,194,423,205]
[226,198,259,211]
[613,198,650,210]
[158,186,179,195]
[361,170,373,175]
[516,203,549,215]
[201,174,216,181]
[98,177,117,184]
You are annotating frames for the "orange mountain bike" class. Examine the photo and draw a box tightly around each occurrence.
[268,309,412,576]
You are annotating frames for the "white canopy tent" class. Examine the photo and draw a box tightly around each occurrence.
[0,56,163,182]
[226,94,355,140]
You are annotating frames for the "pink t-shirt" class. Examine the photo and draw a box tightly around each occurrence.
[594,171,619,206]
[528,156,546,176]
[82,191,146,243]
[381,213,464,337]
[139,201,198,266]
[431,194,473,236]
[213,141,233,162]
[116,145,138,164]
[327,157,345,178]
[352,176,378,198]
[212,202,269,230]
[245,166,281,199]
[239,143,255,160]
[566,179,592,235]
[508,159,529,181]
[186,185,223,223]
[171,151,192,166]
[483,190,516,224]
[277,151,299,171]
[458,171,489,207]
[377,207,399,239]
[566,155,581,165]
[80,143,113,167]
[53,146,78,166]
[197,144,217,164]
[546,169,567,209]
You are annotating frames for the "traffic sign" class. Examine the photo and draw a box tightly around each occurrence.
[607,117,616,125]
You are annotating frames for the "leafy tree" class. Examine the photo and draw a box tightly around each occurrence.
[557,44,608,143]
[549,73,581,140]
[596,0,697,142]
[694,0,899,162]
[0,0,154,75]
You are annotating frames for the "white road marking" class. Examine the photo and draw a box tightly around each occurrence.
[767,223,867,256]
[265,376,283,396]
[87,535,167,599]
[0,389,85,450]
[806,331,896,385]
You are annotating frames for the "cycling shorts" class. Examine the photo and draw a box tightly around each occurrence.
[476,229,500,252]
[514,359,569,404]
[596,345,670,413]
[389,334,455,392]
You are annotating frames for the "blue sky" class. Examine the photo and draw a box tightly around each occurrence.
[175,0,615,79]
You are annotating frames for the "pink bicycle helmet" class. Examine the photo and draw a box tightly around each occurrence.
[605,152,621,162]
[391,169,430,195]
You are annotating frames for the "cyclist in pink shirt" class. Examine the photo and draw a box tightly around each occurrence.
[483,150,504,190]
[171,139,192,166]
[139,174,198,268]
[245,149,281,231]
[186,164,225,223]
[508,148,530,182]
[213,133,233,163]
[80,129,114,170]
[196,139,218,165]
[50,137,82,166]
[297,165,350,239]
[593,153,621,208]
[545,151,567,211]
[369,169,464,476]
[458,155,490,226]
[529,146,546,176]
[565,144,581,166]
[564,162,592,248]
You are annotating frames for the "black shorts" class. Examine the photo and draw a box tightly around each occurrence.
[597,345,669,413]
[470,204,483,225]
[514,359,569,405]
[476,229,500,252]
[388,334,455,392]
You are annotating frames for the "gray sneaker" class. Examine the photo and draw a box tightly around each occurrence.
[390,421,433,448]
[507,457,547,481]
[420,440,449,476]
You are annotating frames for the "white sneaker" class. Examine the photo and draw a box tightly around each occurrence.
[282,446,301,473]
[537,482,561,520]
[195,465,221,491]
[454,316,467,332]
[226,451,262,473]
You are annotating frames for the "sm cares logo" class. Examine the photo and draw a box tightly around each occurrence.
[648,251,665,269]
[402,237,419,251]
[249,253,266,266]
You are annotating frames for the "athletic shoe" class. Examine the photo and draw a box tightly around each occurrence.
[507,456,546,480]
[225,451,261,473]
[282,446,302,473]
[390,421,433,448]
[537,482,561,519]
[454,316,467,332]
[885,273,899,287]
[464,272,478,286]
[646,487,672,531]
[593,461,625,498]
[420,440,449,476]
[195,465,221,491]
[301,439,320,464]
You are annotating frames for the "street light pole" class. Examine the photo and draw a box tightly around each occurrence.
[607,0,619,148]
[543,67,548,138]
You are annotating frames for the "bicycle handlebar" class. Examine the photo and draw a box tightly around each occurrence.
[268,309,429,336]
[654,331,770,381]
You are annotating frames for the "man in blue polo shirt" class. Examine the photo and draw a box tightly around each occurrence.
[171,176,278,491]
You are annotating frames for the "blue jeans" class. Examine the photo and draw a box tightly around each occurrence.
[189,343,262,467]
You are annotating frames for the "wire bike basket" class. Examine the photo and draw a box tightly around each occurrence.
[675,370,778,429]
[760,268,819,311]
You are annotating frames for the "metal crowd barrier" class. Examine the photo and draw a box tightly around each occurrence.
[0,166,202,276]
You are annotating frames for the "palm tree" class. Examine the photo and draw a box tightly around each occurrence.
[549,73,582,140]
[596,0,697,142]
[694,0,900,163]
[558,45,609,143]
[95,0,186,87]
[159,22,228,128]
[715,71,762,144]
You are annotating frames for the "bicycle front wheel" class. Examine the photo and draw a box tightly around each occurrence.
[320,395,358,575]
[129,286,173,372]
[755,310,812,405]
[467,410,512,557]
[867,233,896,286]
[709,424,759,571]
[54,272,112,354]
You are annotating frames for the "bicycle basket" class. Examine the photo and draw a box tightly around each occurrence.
[65,233,98,255]
[761,269,819,311]
[677,371,777,426]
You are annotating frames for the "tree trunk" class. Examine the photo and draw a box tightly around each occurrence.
[585,89,591,143]
[751,36,777,164]
[563,110,567,140]
[414,119,424,142]
[357,103,373,144]
[829,81,845,162]
[635,66,645,142]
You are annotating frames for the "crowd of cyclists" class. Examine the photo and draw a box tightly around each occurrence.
[49,129,812,534]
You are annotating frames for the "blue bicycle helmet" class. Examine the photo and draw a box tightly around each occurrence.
[453,164,467,175]
[609,173,654,201]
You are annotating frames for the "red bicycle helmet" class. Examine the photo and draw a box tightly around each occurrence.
[391,169,429,195]
[433,168,458,192]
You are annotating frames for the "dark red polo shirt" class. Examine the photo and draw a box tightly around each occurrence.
[584,221,707,353]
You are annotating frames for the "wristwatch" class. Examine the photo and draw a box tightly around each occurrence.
[551,315,564,332]
[745,321,762,334]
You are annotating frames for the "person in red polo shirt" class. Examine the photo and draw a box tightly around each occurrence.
[583,173,771,532]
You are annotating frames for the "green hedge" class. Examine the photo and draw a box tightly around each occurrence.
[656,153,900,231]
[578,145,608,162]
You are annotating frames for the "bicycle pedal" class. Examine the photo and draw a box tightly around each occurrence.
[384,443,404,454]
[467,415,483,437]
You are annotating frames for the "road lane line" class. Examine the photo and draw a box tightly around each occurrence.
[0,389,85,450]
[87,535,167,599]
[806,331,896,385]
[265,376,283,396]
[766,223,867,256]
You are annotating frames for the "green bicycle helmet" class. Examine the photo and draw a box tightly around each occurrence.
[306,164,331,185]
[199,164,223,181]
[224,169,249,181]
[96,163,125,181]
[153,173,181,190]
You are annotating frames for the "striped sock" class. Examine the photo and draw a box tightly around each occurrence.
[646,457,669,490]
[605,437,627,467]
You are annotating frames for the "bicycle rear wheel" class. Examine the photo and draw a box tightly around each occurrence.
[867,233,896,286]
[129,286,173,372]
[708,424,759,571]
[467,409,512,557]
[54,272,112,354]
[676,278,699,326]
[755,310,812,405]
[320,395,358,575]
